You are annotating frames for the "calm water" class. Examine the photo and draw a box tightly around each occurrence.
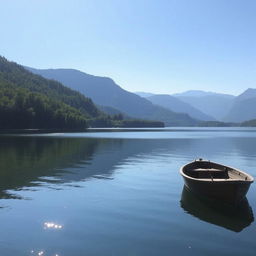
[0,128,255,256]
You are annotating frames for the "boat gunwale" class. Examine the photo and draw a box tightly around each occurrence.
[180,160,254,183]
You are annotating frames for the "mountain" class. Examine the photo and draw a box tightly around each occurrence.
[0,57,104,129]
[0,57,165,129]
[224,88,256,122]
[97,105,126,116]
[135,92,155,97]
[146,94,215,121]
[26,67,199,126]
[174,92,235,120]
[173,90,219,97]
[234,88,256,101]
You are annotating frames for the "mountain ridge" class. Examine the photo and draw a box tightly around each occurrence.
[0,57,101,129]
[224,88,256,122]
[26,67,199,126]
[146,94,215,121]
[25,66,256,124]
[173,90,234,98]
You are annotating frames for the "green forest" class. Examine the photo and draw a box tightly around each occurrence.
[0,57,164,129]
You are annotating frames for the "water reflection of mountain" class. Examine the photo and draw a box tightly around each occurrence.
[1,133,256,200]
[180,186,254,232]
[0,136,184,199]
[0,136,95,198]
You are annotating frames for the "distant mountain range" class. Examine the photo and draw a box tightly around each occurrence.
[26,67,256,125]
[224,89,256,122]
[135,92,155,98]
[145,94,215,121]
[173,90,256,123]
[137,89,256,123]
[173,90,227,97]
[173,91,235,120]
[137,90,238,121]
[26,67,199,126]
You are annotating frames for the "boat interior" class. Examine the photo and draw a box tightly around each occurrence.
[183,161,250,180]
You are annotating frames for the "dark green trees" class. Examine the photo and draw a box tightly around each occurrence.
[0,87,87,129]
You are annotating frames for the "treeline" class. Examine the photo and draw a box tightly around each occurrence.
[116,119,164,128]
[240,119,256,127]
[88,114,164,128]
[0,86,87,129]
[198,121,237,127]
[199,120,256,127]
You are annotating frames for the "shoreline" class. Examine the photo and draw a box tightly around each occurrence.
[0,126,255,135]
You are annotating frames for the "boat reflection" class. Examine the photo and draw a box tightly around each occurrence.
[180,186,254,232]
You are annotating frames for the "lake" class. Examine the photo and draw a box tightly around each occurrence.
[0,128,255,256]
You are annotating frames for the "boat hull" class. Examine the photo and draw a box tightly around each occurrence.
[182,176,252,204]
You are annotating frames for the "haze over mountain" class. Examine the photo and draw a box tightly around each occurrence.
[224,88,256,122]
[135,89,256,124]
[173,90,221,97]
[173,92,235,121]
[233,88,256,101]
[27,67,199,126]
[141,94,215,121]
[135,92,155,98]
[25,66,256,125]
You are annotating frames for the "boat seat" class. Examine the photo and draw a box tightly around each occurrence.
[193,168,224,172]
[188,168,229,179]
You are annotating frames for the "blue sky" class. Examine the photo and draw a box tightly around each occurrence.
[0,0,255,95]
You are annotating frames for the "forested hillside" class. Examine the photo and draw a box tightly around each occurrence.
[0,86,88,129]
[0,57,164,129]
[0,56,103,129]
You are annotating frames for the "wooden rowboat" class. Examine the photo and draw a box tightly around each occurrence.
[180,159,254,204]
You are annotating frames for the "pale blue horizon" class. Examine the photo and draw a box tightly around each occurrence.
[0,0,255,96]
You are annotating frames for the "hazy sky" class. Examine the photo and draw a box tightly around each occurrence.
[0,0,255,95]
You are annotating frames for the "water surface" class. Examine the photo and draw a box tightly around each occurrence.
[0,128,255,256]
